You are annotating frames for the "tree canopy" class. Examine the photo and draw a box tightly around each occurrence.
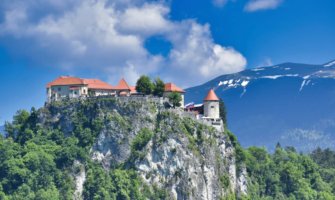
[153,78,165,97]
[135,75,154,95]
[219,98,227,125]
[168,92,182,107]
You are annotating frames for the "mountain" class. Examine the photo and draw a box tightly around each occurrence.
[185,60,335,152]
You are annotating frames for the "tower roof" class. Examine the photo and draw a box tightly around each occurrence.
[204,89,219,101]
[114,78,131,91]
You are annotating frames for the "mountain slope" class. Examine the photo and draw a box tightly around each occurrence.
[185,60,335,152]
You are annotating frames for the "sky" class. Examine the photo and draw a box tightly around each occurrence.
[0,0,334,125]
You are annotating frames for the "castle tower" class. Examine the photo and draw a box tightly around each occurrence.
[203,89,220,119]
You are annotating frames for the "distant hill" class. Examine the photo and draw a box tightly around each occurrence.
[185,60,335,152]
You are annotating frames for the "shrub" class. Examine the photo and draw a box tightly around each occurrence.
[131,128,154,152]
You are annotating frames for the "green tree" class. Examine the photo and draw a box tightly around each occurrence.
[153,78,165,97]
[135,75,153,95]
[168,92,182,108]
[219,98,227,124]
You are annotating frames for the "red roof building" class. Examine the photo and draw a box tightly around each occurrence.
[47,76,114,90]
[82,79,114,90]
[46,76,116,102]
[164,83,185,93]
[47,76,84,88]
[114,78,131,91]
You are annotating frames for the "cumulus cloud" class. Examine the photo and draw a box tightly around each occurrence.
[166,21,246,85]
[0,0,247,87]
[244,0,283,12]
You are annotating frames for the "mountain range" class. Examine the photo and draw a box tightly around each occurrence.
[185,59,335,152]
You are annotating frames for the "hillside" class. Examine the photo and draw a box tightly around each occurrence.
[185,60,335,152]
[0,97,247,200]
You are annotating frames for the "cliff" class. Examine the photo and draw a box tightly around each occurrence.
[8,97,248,199]
[42,97,247,199]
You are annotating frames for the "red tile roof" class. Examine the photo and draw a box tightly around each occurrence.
[164,83,185,93]
[204,89,219,101]
[82,79,114,90]
[47,76,114,90]
[114,78,131,91]
[129,86,137,94]
[47,76,84,88]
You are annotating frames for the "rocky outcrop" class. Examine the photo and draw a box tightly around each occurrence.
[72,161,86,200]
[42,97,247,199]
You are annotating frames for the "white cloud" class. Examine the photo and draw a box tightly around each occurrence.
[167,21,246,85]
[0,0,247,87]
[212,0,237,8]
[213,0,229,7]
[257,58,273,67]
[244,0,283,12]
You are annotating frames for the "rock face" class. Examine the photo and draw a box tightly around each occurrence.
[72,161,86,200]
[41,97,247,199]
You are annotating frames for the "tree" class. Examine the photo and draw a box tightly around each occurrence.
[135,75,153,95]
[219,98,227,125]
[153,78,165,97]
[168,92,182,108]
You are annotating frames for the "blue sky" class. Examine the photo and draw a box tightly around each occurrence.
[0,0,334,125]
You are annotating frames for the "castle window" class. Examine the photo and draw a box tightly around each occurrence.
[211,106,214,108]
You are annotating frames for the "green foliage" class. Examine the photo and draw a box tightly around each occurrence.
[131,128,153,152]
[219,174,230,188]
[168,92,182,107]
[153,77,165,97]
[219,98,227,125]
[310,148,335,194]
[135,75,153,95]
[245,146,335,199]
[84,163,146,200]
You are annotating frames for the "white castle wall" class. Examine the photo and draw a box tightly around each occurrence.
[204,101,220,119]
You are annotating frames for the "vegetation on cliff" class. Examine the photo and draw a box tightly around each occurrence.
[0,98,334,200]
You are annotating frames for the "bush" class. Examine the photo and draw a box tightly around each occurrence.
[131,128,154,152]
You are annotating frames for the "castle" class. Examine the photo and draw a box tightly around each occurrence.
[46,76,222,129]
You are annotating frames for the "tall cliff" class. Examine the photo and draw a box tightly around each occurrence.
[4,97,247,199]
